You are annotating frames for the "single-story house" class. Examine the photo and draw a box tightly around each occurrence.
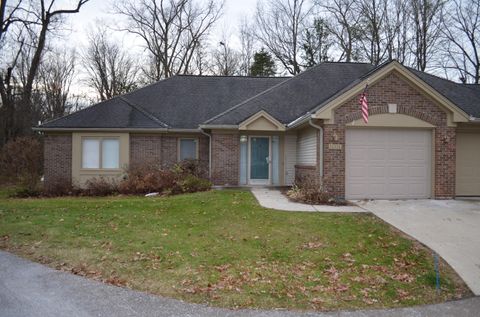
[35,60,480,199]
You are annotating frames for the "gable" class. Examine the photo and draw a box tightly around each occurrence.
[239,111,285,131]
[313,61,470,126]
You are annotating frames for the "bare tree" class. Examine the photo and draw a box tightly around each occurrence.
[254,0,313,75]
[356,0,389,65]
[212,40,241,76]
[83,28,139,101]
[114,0,223,81]
[410,0,445,71]
[302,17,333,67]
[441,0,480,83]
[238,18,256,75]
[384,0,410,63]
[37,49,76,120]
[0,0,89,144]
[320,0,362,62]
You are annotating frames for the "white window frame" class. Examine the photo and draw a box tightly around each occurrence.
[81,137,120,170]
[178,138,199,161]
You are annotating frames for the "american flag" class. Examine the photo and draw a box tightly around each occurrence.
[359,86,369,124]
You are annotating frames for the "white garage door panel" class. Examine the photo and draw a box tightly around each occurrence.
[346,129,432,199]
[456,132,480,196]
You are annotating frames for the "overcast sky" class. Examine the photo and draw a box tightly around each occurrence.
[62,0,259,97]
[68,0,258,49]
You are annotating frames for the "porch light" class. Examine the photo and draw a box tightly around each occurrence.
[240,135,248,143]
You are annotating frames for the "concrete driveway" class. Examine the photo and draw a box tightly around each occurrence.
[358,199,480,295]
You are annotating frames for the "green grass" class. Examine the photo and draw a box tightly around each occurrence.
[0,190,470,311]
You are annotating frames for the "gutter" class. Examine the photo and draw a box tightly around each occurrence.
[198,124,238,129]
[308,118,324,179]
[199,128,212,179]
[469,116,480,122]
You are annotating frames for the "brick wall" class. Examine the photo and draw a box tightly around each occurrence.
[130,135,163,166]
[44,134,72,189]
[211,132,239,185]
[130,134,209,169]
[322,72,455,198]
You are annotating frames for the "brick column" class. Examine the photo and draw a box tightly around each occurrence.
[44,134,72,189]
[211,132,239,185]
[322,124,346,198]
[435,127,456,198]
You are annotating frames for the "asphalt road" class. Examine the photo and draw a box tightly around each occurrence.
[0,251,479,317]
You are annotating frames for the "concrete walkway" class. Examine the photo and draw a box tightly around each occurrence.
[0,251,479,317]
[358,199,480,296]
[251,188,365,212]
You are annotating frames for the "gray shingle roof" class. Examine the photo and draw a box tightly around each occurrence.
[206,62,376,125]
[41,76,287,129]
[41,97,165,128]
[409,68,480,118]
[40,61,480,130]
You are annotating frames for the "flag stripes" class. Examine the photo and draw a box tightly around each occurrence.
[359,86,369,124]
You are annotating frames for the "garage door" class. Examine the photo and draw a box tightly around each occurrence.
[346,129,432,199]
[456,132,480,196]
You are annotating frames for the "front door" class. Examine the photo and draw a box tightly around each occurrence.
[249,137,270,185]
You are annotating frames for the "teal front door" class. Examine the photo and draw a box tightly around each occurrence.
[250,137,270,184]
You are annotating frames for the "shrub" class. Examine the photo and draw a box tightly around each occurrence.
[118,164,177,195]
[0,137,43,191]
[42,178,80,197]
[286,178,346,205]
[173,159,208,178]
[178,174,212,193]
[83,177,118,196]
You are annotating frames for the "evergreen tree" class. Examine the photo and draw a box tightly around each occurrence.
[249,49,277,76]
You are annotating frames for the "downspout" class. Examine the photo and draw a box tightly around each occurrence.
[200,129,212,179]
[308,119,324,181]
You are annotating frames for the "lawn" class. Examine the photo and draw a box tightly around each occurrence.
[0,189,470,311]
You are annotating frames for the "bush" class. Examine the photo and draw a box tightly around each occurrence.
[177,174,212,194]
[173,159,208,178]
[286,178,346,205]
[118,164,177,195]
[0,137,43,192]
[83,177,118,196]
[42,178,80,197]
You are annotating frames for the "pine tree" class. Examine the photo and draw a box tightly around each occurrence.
[249,49,277,76]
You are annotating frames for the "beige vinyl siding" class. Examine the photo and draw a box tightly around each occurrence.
[296,127,317,165]
[284,133,297,185]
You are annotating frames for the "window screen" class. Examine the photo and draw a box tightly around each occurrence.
[179,139,197,161]
[102,139,120,168]
[82,139,100,168]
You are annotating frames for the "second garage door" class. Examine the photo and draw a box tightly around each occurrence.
[456,132,480,196]
[346,129,432,199]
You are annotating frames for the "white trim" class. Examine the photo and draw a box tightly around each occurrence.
[247,136,271,185]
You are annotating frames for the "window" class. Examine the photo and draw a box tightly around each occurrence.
[82,138,120,169]
[179,138,197,161]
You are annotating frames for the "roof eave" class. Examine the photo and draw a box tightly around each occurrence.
[199,124,239,130]
[33,127,201,133]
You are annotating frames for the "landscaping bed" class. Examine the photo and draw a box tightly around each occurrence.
[0,190,471,311]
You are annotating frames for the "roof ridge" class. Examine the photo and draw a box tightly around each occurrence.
[119,96,170,128]
[203,63,330,124]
